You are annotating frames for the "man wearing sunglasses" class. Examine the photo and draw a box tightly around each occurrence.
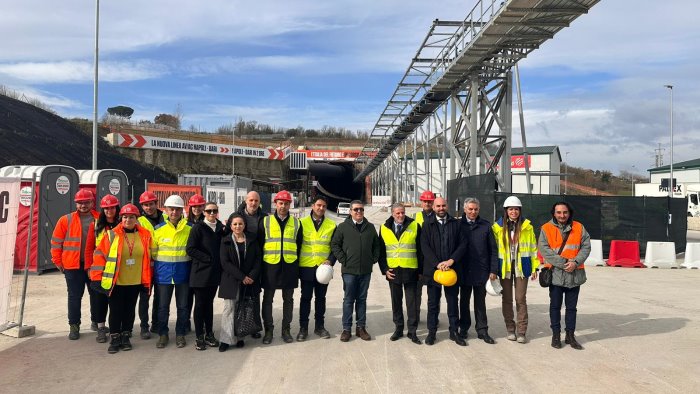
[331,200,380,342]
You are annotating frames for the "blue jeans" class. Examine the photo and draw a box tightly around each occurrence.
[157,283,190,336]
[549,285,581,332]
[341,273,371,330]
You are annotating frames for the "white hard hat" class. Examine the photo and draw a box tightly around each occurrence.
[164,195,185,208]
[316,264,334,284]
[486,278,503,296]
[503,196,522,208]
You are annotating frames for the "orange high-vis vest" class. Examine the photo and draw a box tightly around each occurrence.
[51,210,99,270]
[541,221,585,270]
[90,224,153,295]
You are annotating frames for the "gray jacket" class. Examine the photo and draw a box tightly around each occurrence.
[538,219,591,288]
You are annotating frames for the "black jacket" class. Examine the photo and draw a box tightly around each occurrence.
[460,215,498,286]
[378,216,421,284]
[331,216,380,275]
[186,220,226,288]
[420,214,468,285]
[237,202,265,242]
[218,235,262,299]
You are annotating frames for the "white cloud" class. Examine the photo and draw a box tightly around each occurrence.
[0,60,168,83]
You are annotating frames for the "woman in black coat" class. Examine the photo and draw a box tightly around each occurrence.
[186,202,225,350]
[218,213,262,351]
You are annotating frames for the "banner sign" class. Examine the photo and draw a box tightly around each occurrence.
[204,186,248,219]
[1,178,21,329]
[510,155,532,169]
[372,195,392,207]
[111,133,286,160]
[298,150,362,161]
[146,183,202,215]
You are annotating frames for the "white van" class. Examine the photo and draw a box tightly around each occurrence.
[337,202,351,216]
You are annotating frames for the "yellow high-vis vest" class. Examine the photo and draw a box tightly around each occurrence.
[299,215,336,267]
[414,211,425,226]
[263,215,300,264]
[380,221,419,269]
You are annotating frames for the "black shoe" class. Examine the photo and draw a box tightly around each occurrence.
[407,332,422,345]
[565,330,583,350]
[195,336,206,351]
[314,327,331,339]
[390,328,403,341]
[425,332,436,346]
[90,322,98,332]
[281,328,293,343]
[68,324,80,340]
[450,331,467,346]
[251,332,262,339]
[120,332,133,351]
[219,343,229,352]
[296,327,308,342]
[262,329,273,344]
[108,333,121,354]
[551,333,562,349]
[140,327,151,340]
[236,340,245,348]
[478,333,495,344]
[458,330,468,340]
[204,332,219,347]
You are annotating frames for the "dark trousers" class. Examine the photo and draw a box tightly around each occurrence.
[157,283,190,336]
[137,285,159,329]
[299,279,328,330]
[192,286,218,337]
[65,269,100,325]
[341,273,371,330]
[549,285,581,332]
[415,282,424,323]
[187,288,194,327]
[427,284,460,333]
[262,288,294,330]
[442,285,460,333]
[108,285,141,334]
[457,285,488,335]
[389,281,418,334]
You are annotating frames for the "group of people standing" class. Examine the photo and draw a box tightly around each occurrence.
[51,187,590,354]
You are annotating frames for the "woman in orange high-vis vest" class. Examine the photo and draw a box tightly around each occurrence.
[538,201,591,350]
[91,204,153,354]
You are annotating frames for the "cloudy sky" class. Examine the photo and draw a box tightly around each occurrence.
[1,0,698,174]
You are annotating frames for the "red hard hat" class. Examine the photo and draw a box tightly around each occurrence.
[119,204,140,216]
[139,191,158,204]
[274,190,292,202]
[100,194,120,208]
[419,190,436,202]
[188,194,206,206]
[74,189,94,203]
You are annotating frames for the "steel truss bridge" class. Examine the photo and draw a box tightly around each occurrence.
[353,0,600,202]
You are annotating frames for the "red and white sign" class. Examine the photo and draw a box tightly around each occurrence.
[298,150,362,161]
[108,179,121,195]
[111,133,286,161]
[510,155,532,169]
[55,176,70,194]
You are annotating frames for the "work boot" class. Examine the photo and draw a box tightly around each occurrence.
[281,327,293,343]
[425,331,436,346]
[204,332,219,347]
[120,331,132,351]
[314,327,331,339]
[68,324,80,340]
[195,335,206,351]
[551,332,562,349]
[176,335,186,348]
[90,322,98,332]
[262,327,273,345]
[296,327,308,342]
[156,334,169,349]
[96,326,108,343]
[565,330,583,350]
[356,327,371,341]
[449,330,467,346]
[140,327,151,340]
[108,333,121,354]
[340,330,351,342]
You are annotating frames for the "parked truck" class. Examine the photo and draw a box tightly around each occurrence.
[634,182,700,217]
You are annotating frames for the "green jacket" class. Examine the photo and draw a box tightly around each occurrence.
[330,216,380,275]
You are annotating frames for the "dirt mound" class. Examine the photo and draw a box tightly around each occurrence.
[0,95,175,196]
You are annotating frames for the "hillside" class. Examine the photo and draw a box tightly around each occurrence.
[0,94,175,195]
[563,165,647,196]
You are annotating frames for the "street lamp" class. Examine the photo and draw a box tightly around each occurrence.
[664,84,674,227]
[92,0,100,170]
[564,151,570,195]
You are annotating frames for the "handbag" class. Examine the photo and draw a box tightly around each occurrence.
[539,229,571,288]
[234,287,262,337]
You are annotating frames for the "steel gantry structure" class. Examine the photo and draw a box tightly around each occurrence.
[355,0,600,203]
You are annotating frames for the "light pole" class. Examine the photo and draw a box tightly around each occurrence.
[92,0,100,170]
[564,151,570,195]
[664,84,674,227]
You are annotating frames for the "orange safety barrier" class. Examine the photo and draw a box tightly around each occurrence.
[607,240,645,268]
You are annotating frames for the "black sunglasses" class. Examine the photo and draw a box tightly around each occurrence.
[204,209,219,214]
[352,207,364,212]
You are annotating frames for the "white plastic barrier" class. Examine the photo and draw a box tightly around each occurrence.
[585,239,605,266]
[682,242,700,269]
[644,241,679,268]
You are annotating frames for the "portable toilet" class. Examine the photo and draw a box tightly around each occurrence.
[77,169,129,206]
[0,165,80,273]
